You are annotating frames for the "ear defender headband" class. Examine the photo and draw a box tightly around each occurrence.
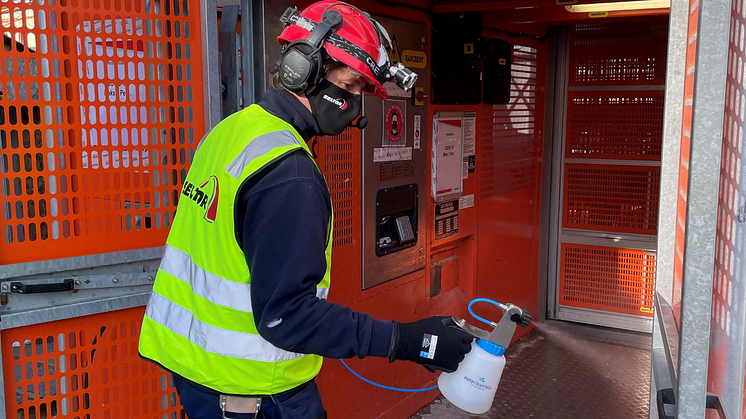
[278,10,343,92]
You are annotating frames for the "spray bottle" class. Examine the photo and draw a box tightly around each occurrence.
[438,299,532,414]
[339,298,531,414]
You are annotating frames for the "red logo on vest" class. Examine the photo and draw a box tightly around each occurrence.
[200,176,219,223]
[182,175,220,223]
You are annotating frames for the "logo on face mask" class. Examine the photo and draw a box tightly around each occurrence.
[323,94,347,110]
[308,79,362,136]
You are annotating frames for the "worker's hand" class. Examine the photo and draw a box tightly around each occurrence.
[389,316,473,373]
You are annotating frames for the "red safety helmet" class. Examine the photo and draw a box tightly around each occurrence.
[277,1,391,99]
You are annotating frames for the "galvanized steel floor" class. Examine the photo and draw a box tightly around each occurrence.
[411,320,652,419]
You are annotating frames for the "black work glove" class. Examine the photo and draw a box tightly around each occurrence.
[388,316,474,373]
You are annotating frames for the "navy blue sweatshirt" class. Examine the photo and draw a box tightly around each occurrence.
[234,88,394,359]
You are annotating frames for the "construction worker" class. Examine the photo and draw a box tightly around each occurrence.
[138,2,473,418]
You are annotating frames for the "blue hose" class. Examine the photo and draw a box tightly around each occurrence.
[339,359,438,392]
[339,297,501,392]
[468,298,502,325]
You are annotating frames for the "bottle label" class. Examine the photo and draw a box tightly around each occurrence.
[462,375,493,391]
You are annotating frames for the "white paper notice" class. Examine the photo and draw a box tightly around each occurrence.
[414,115,422,150]
[463,160,468,179]
[373,147,413,162]
[463,112,476,157]
[433,114,464,199]
[459,194,474,209]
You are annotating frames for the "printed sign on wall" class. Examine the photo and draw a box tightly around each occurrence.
[402,50,427,69]
[435,200,459,241]
[414,115,422,149]
[373,147,413,162]
[432,112,464,201]
[383,100,407,147]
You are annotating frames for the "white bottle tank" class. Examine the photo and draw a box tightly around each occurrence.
[437,338,506,414]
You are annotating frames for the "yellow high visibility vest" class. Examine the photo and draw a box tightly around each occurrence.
[139,105,332,395]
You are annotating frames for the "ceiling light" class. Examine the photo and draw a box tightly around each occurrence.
[565,0,670,13]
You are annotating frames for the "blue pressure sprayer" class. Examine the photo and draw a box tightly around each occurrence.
[340,298,532,414]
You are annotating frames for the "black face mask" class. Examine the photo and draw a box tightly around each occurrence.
[307,79,362,136]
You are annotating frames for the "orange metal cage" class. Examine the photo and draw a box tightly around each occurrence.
[479,43,541,200]
[562,163,660,235]
[569,18,668,86]
[2,307,185,419]
[0,0,206,265]
[559,243,656,317]
[566,91,664,161]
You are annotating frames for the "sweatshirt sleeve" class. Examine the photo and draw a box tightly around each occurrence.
[238,166,393,359]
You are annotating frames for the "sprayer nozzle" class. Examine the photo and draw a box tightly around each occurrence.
[511,310,533,327]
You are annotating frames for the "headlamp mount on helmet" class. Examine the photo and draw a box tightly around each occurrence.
[278,5,418,94]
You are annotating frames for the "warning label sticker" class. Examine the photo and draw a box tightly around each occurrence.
[383,100,406,147]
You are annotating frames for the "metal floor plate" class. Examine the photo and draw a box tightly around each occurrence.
[411,321,652,419]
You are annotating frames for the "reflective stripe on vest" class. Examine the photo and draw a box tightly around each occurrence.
[146,292,309,362]
[138,105,332,395]
[226,130,301,179]
[159,245,329,314]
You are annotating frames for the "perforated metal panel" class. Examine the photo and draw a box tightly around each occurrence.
[556,19,666,330]
[560,243,656,317]
[480,44,540,199]
[378,161,414,182]
[316,128,360,249]
[2,307,184,419]
[570,19,668,85]
[566,91,664,160]
[563,164,660,235]
[0,0,205,265]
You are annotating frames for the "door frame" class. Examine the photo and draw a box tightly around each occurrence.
[546,26,656,332]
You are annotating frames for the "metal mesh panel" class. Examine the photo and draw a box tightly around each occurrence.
[566,91,664,160]
[569,18,668,85]
[317,128,360,249]
[480,44,540,199]
[563,164,660,235]
[2,307,184,419]
[560,243,656,317]
[0,0,205,264]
